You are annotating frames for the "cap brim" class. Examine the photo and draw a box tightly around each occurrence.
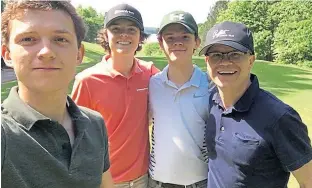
[198,41,250,56]
[105,16,144,31]
[158,22,195,35]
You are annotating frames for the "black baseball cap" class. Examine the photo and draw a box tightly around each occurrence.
[104,4,144,31]
[199,21,254,55]
[158,11,198,35]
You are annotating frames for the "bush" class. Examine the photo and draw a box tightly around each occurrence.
[141,43,164,56]
[274,19,312,65]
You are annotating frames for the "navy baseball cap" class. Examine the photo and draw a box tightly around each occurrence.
[199,21,254,55]
[104,4,144,31]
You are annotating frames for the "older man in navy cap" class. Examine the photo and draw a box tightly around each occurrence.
[199,21,312,188]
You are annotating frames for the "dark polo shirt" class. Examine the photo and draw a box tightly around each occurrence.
[206,74,312,188]
[1,86,110,188]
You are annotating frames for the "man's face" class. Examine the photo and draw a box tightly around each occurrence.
[159,24,200,63]
[205,44,255,89]
[2,10,83,93]
[106,19,141,55]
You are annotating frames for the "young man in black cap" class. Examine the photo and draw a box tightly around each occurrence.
[1,1,113,188]
[148,11,209,188]
[199,21,312,188]
[72,3,159,188]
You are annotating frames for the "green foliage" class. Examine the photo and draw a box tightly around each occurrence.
[141,43,164,56]
[76,5,104,43]
[196,1,229,55]
[274,19,312,65]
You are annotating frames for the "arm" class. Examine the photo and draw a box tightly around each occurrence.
[100,170,114,188]
[292,160,312,188]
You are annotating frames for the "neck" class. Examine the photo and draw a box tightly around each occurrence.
[18,83,68,123]
[108,53,134,77]
[218,78,251,109]
[167,60,194,87]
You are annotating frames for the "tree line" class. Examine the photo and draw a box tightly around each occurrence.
[198,0,312,67]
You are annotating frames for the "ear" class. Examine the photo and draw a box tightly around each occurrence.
[248,55,256,70]
[195,37,201,49]
[158,37,165,50]
[1,44,13,68]
[77,43,85,66]
[205,56,210,63]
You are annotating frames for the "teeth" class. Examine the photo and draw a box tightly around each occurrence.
[117,41,130,45]
[218,71,235,74]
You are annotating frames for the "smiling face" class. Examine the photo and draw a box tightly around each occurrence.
[106,19,140,56]
[159,23,200,63]
[205,44,255,90]
[1,10,83,93]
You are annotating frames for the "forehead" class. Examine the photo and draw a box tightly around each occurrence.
[109,18,138,27]
[9,9,76,37]
[208,44,236,53]
[161,23,190,35]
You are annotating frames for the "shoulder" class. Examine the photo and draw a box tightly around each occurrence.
[255,89,299,125]
[136,58,156,71]
[75,62,107,81]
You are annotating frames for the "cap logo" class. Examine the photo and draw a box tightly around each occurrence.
[213,29,234,39]
[115,10,135,15]
[170,13,185,21]
[246,29,251,37]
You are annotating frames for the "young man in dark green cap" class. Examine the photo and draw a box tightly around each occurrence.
[148,11,209,188]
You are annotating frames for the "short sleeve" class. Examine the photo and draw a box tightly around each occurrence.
[272,107,312,172]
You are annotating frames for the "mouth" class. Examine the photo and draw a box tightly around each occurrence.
[217,70,237,76]
[33,68,60,71]
[117,41,131,45]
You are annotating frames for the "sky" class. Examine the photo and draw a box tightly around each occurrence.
[71,0,216,28]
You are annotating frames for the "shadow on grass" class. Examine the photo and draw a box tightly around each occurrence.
[252,62,312,97]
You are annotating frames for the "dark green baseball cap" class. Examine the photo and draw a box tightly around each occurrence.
[158,11,198,35]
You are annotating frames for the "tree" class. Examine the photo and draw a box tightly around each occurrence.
[196,1,229,55]
[76,5,104,43]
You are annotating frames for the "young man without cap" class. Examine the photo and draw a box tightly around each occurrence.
[148,11,209,188]
[1,1,113,188]
[72,3,159,188]
[200,21,312,188]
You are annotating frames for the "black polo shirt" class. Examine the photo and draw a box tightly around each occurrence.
[1,86,110,188]
[206,74,312,188]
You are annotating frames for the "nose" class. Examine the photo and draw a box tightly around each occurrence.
[119,28,129,37]
[219,56,232,65]
[37,39,56,61]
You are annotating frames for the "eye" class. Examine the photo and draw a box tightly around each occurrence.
[229,52,244,60]
[54,37,69,43]
[19,37,37,45]
[210,53,223,59]
[183,35,190,40]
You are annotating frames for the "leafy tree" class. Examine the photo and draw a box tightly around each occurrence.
[196,1,229,55]
[76,5,104,43]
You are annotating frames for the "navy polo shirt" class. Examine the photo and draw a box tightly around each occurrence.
[206,74,312,188]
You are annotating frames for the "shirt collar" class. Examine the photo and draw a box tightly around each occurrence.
[212,74,260,113]
[159,64,202,88]
[2,86,90,131]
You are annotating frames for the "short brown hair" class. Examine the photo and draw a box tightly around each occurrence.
[97,28,148,55]
[1,0,86,48]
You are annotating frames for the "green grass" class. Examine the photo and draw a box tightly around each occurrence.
[1,42,311,188]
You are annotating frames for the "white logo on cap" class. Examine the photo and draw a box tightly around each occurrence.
[115,10,135,15]
[213,30,234,39]
[246,29,251,37]
[170,13,184,21]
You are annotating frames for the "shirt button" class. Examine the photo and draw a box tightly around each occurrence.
[220,126,225,131]
[130,182,134,187]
